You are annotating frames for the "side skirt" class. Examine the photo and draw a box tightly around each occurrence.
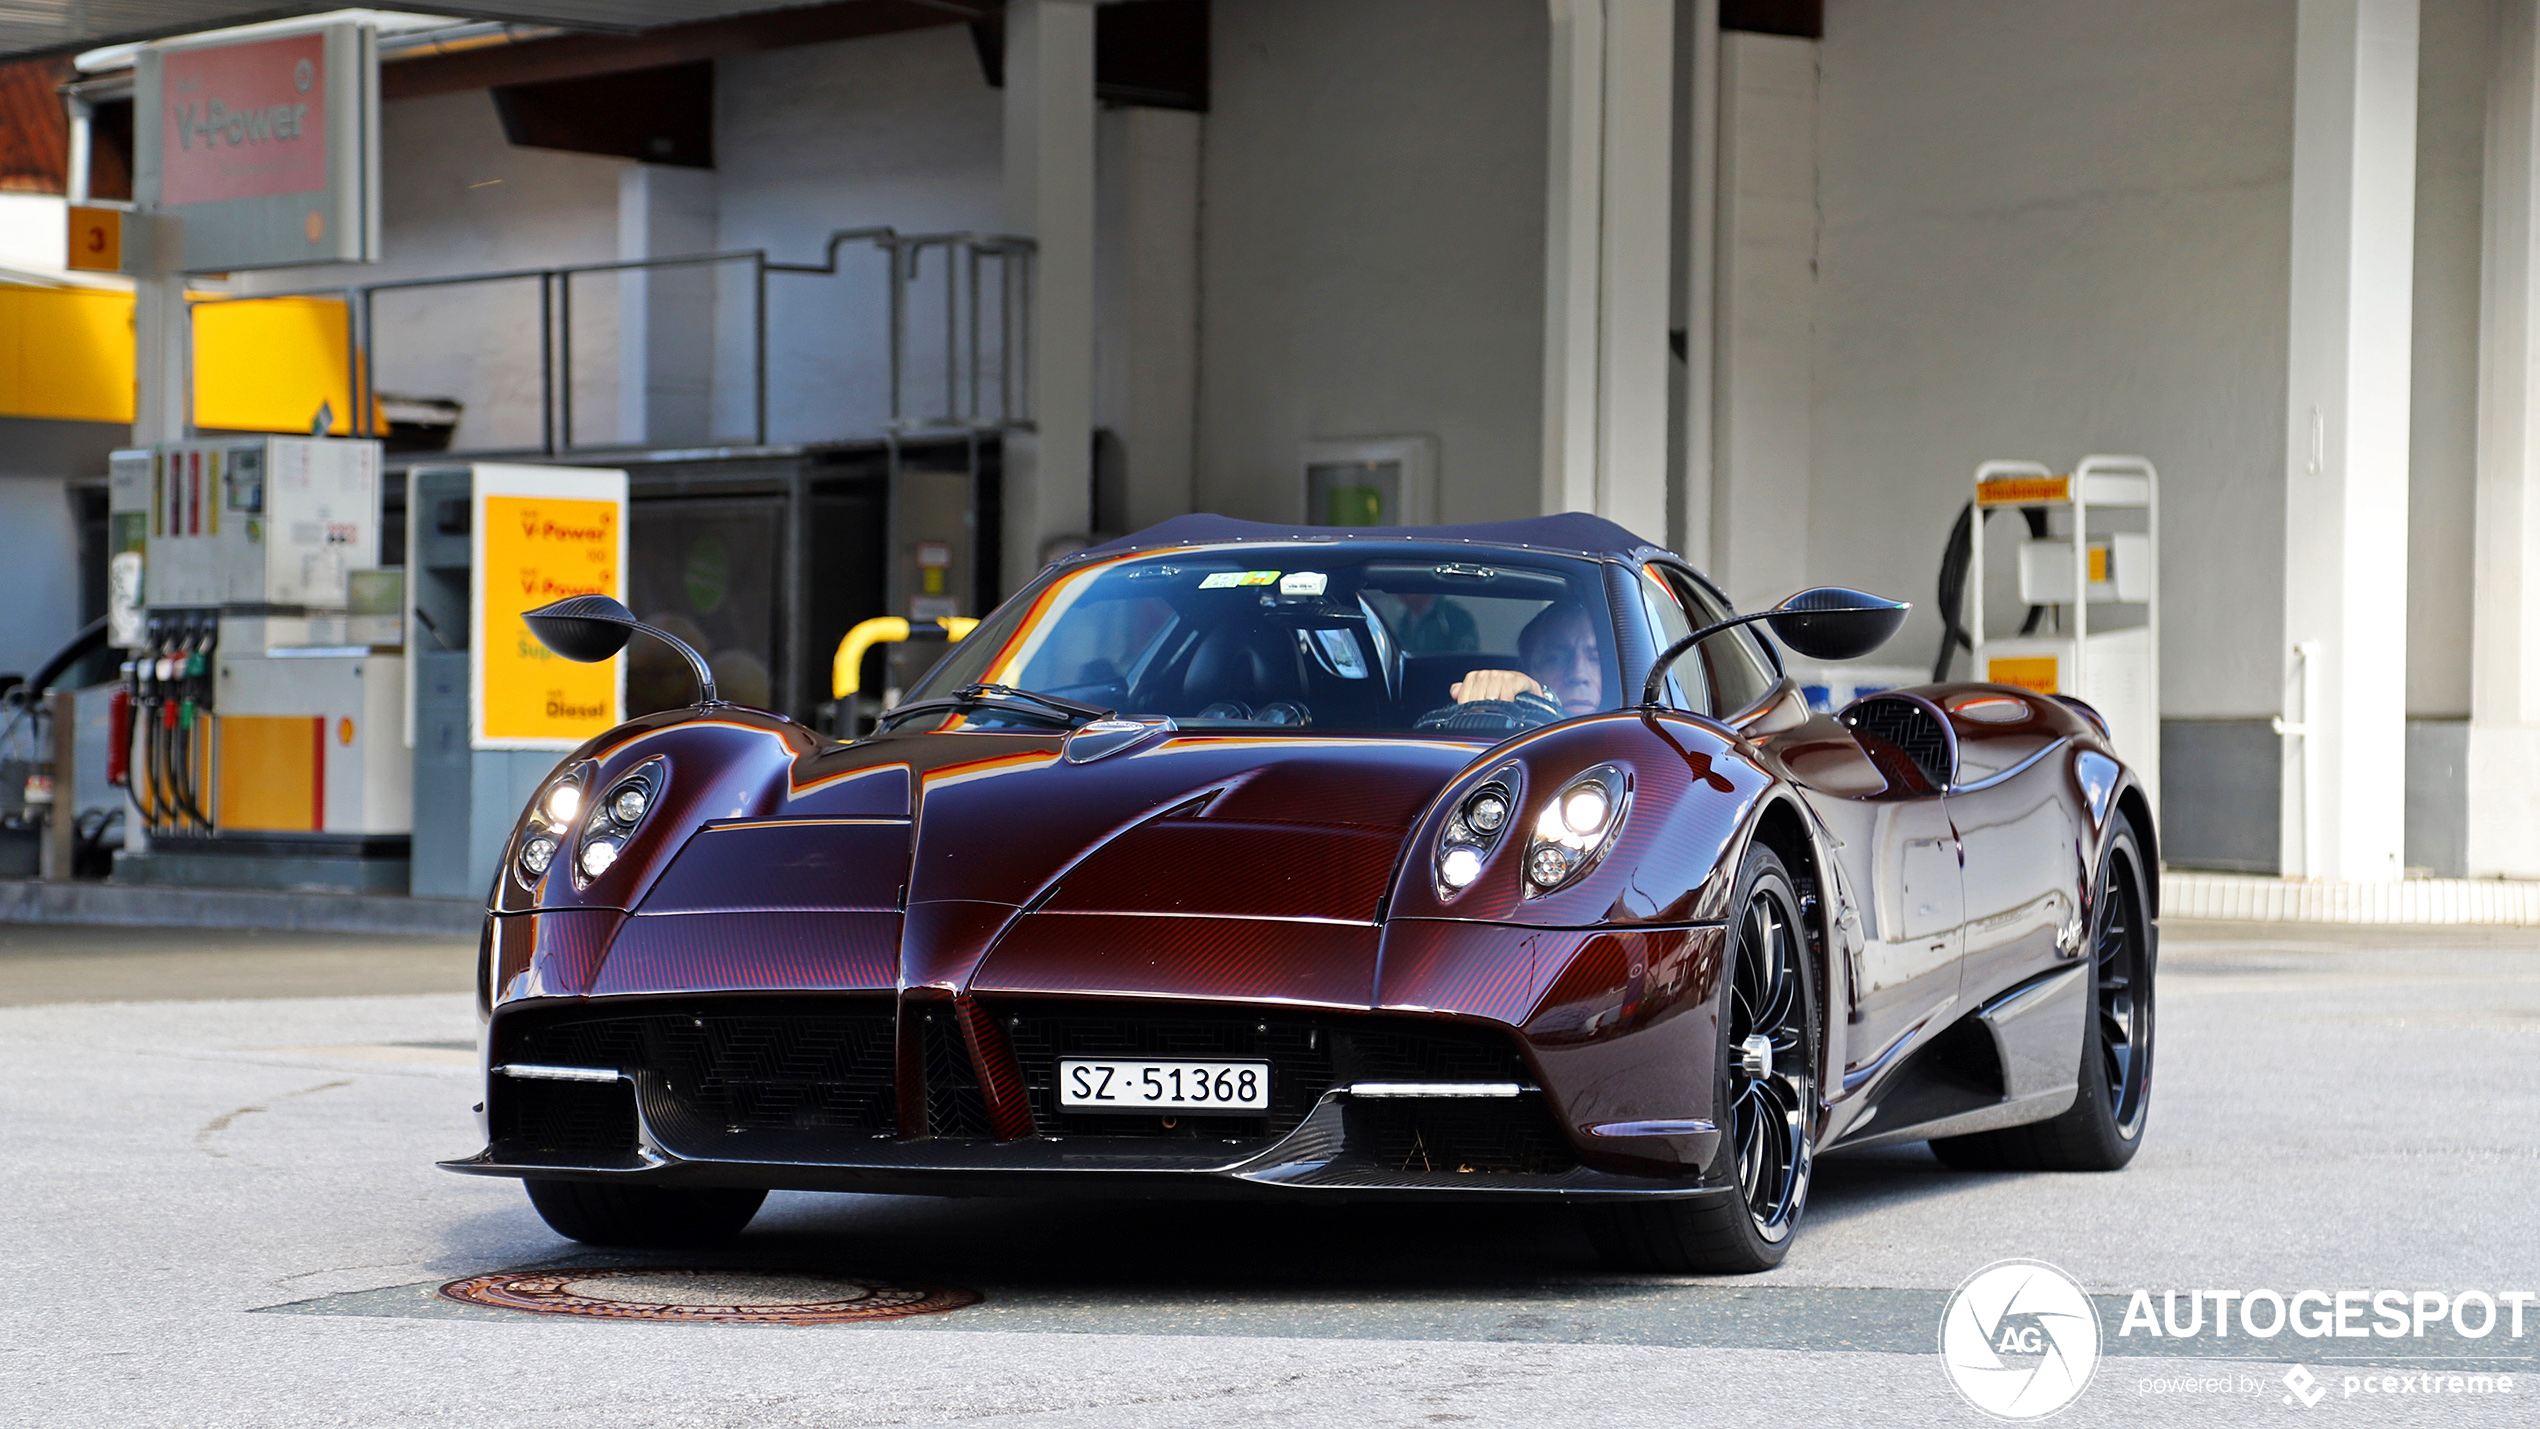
[1825,962,2087,1152]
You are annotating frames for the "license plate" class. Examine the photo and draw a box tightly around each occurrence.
[1057,1059,1270,1112]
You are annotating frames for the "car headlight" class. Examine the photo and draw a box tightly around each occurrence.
[520,835,558,876]
[515,764,592,890]
[1434,769,1520,897]
[1523,764,1629,895]
[573,757,665,889]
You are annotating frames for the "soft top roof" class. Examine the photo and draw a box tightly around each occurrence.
[1075,512,1663,563]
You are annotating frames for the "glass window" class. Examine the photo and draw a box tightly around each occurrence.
[1638,569,1703,714]
[1657,566,1780,719]
[899,547,1622,736]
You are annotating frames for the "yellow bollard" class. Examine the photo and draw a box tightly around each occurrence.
[832,616,981,699]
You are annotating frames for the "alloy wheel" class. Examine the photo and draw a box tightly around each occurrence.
[1726,882,1814,1242]
[2094,850,2151,1138]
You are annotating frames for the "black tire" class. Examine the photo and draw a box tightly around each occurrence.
[523,1179,767,1247]
[1930,812,2154,1172]
[1587,843,1819,1274]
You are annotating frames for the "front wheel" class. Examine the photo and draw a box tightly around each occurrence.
[1931,811,2154,1171]
[1587,843,1819,1273]
[523,1179,767,1247]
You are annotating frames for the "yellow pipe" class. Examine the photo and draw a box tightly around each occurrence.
[834,616,980,698]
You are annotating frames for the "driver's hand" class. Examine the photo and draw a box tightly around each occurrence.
[1451,670,1547,705]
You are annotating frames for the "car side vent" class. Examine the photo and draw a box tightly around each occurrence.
[1844,696,1953,789]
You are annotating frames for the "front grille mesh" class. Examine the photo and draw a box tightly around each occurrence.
[918,1008,994,1137]
[488,1078,638,1158]
[1344,1025,1532,1082]
[1356,1100,1577,1175]
[499,1003,898,1139]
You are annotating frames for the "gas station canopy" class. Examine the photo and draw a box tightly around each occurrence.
[0,0,892,63]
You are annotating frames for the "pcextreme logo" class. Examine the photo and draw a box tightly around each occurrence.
[1940,1259,2103,1419]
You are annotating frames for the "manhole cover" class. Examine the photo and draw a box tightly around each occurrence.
[439,1267,980,1323]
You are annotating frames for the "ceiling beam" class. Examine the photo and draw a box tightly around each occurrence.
[383,0,997,102]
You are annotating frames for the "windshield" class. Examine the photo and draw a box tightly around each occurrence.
[896,545,1624,736]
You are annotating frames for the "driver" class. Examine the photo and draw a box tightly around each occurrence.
[1416,603,1606,731]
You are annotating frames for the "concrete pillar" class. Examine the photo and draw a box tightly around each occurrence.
[1003,0,1098,594]
[131,274,190,446]
[2470,0,2540,876]
[2280,0,2419,881]
[616,164,720,449]
[1542,0,1674,541]
[1710,30,1815,615]
[130,213,190,446]
[1670,0,1720,562]
[1094,105,1202,535]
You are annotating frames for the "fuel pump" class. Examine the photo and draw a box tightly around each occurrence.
[105,437,412,891]
[1941,455,2161,810]
[118,613,220,838]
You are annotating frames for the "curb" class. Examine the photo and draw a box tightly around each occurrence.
[0,879,482,937]
[2163,871,2540,926]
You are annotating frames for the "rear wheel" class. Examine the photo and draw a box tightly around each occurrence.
[1587,844,1818,1273]
[523,1179,767,1247]
[1931,812,2154,1171]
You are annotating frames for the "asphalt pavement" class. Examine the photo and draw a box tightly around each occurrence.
[2,917,2536,1426]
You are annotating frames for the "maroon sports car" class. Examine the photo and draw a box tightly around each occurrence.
[446,513,2157,1273]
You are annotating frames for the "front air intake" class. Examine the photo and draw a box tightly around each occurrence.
[1844,694,1954,789]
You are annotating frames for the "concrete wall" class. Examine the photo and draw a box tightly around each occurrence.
[1812,0,2297,721]
[239,90,626,453]
[0,420,121,682]
[1095,105,1202,534]
[232,28,1007,453]
[1711,31,1819,615]
[1194,0,1548,525]
[0,476,82,678]
[2408,0,2493,720]
[716,25,1006,445]
[0,192,66,269]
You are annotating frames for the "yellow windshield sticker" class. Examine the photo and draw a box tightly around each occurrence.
[1199,570,1281,589]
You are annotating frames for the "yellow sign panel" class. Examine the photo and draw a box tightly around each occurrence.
[481,494,622,743]
[1988,655,2060,695]
[1976,474,2071,506]
[67,205,122,272]
[193,295,360,435]
[0,286,136,424]
[215,715,320,832]
[2088,544,2111,585]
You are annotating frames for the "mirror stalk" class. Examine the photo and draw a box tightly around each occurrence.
[1640,587,1911,710]
[522,595,722,707]
[632,619,720,706]
[1641,611,1779,709]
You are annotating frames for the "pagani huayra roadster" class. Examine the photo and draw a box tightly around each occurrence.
[447,514,2157,1273]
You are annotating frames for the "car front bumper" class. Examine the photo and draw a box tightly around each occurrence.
[440,1089,1728,1203]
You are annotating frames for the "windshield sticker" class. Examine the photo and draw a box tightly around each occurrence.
[1278,571,1328,595]
[1199,570,1281,589]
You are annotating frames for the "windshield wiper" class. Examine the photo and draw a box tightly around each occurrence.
[876,682,1116,731]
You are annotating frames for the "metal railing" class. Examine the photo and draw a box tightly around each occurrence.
[186,227,1035,456]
